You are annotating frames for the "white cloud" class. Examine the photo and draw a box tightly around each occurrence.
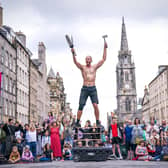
[1,0,168,128]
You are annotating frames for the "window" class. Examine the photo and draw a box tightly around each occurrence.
[1,46,5,63]
[6,100,9,115]
[22,70,24,84]
[9,101,11,116]
[13,103,15,117]
[12,81,15,95]
[19,67,22,81]
[124,56,128,64]
[13,58,16,73]
[126,98,131,111]
[20,48,22,60]
[5,51,9,67]
[9,54,12,70]
[9,78,11,93]
[125,72,129,81]
[19,90,21,104]
[17,48,20,60]
[5,76,8,91]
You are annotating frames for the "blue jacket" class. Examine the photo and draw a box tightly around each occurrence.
[125,125,133,142]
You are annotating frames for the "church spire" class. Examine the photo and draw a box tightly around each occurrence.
[120,16,129,51]
[48,66,55,78]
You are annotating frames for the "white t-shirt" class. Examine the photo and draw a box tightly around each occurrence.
[27,130,37,142]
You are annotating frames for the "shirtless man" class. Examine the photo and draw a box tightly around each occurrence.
[71,42,107,127]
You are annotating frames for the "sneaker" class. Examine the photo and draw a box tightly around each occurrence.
[109,154,117,159]
[118,155,123,160]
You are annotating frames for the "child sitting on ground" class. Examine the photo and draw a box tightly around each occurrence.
[135,140,153,161]
[16,136,24,156]
[21,145,34,162]
[8,146,20,164]
[39,143,53,162]
[62,143,72,160]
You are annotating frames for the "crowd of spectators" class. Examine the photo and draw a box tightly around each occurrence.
[108,116,168,161]
[0,112,168,164]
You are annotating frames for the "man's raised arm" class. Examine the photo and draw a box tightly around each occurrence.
[95,42,107,69]
[71,48,83,70]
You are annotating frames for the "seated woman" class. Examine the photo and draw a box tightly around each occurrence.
[152,139,163,161]
[135,140,153,161]
[21,145,34,162]
[8,146,20,164]
[39,143,53,162]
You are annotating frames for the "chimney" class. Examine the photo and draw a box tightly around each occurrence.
[16,31,26,47]
[38,42,46,61]
[144,85,148,95]
[0,3,3,27]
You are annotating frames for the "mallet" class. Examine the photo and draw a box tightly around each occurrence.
[65,34,77,56]
[65,34,74,48]
[102,35,108,48]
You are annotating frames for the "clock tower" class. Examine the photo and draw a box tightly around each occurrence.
[116,17,137,121]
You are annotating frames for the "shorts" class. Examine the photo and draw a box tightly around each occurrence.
[79,86,99,105]
[126,141,133,151]
[112,137,120,144]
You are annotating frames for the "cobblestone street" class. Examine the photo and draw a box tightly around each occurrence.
[0,160,168,168]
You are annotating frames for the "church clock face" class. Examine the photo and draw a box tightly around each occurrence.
[125,84,129,89]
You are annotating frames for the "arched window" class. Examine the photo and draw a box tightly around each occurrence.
[126,98,131,111]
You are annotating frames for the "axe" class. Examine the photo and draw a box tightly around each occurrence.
[102,35,108,48]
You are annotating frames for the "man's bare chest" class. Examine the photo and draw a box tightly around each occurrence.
[83,67,95,74]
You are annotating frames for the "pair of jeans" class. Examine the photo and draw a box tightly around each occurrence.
[28,142,36,157]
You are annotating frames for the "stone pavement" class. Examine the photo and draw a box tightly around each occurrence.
[0,160,168,168]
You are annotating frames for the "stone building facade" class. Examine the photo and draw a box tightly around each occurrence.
[142,66,168,123]
[32,42,50,123]
[29,60,42,123]
[48,68,66,119]
[0,25,17,122]
[0,5,50,124]
[0,6,30,124]
[15,32,30,124]
[116,18,137,121]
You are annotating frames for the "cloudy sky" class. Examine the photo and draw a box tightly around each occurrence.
[1,0,168,127]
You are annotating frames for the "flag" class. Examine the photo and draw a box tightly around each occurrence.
[0,72,1,94]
